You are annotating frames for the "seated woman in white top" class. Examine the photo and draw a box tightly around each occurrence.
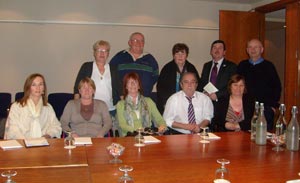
[5,73,62,139]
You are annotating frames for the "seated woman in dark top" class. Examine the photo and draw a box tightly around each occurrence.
[212,74,254,132]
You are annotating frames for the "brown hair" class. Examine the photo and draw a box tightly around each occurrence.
[122,72,143,97]
[19,73,48,106]
[227,74,246,95]
[172,43,189,56]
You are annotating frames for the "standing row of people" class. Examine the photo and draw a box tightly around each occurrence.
[4,32,282,139]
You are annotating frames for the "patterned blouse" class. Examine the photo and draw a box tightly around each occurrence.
[225,104,244,123]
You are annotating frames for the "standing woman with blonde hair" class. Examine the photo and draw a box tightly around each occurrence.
[74,40,122,114]
[5,73,62,139]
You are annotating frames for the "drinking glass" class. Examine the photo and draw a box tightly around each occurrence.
[214,159,230,183]
[1,170,17,183]
[134,128,145,147]
[199,127,210,143]
[118,165,134,183]
[64,131,76,149]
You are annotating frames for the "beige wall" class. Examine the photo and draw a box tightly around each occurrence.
[0,0,251,98]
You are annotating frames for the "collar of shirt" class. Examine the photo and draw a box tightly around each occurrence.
[248,57,264,65]
[124,49,149,61]
[93,62,109,75]
[212,58,224,67]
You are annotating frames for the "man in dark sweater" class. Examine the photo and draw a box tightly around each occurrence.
[110,32,159,97]
[237,38,281,131]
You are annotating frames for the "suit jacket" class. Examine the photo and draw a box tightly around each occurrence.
[199,59,237,100]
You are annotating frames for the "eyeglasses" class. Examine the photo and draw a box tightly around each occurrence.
[95,49,109,53]
[182,80,197,85]
[131,39,144,43]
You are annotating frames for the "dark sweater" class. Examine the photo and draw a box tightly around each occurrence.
[110,50,159,97]
[237,59,281,108]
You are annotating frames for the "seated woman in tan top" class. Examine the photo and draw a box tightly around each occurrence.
[61,77,112,137]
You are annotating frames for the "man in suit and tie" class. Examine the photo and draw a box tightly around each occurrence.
[199,40,237,102]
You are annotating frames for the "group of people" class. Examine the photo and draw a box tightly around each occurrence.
[4,32,282,140]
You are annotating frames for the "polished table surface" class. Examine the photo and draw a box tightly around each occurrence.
[0,132,299,183]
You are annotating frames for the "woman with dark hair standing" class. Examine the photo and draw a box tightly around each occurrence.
[5,73,62,139]
[157,43,200,114]
[212,74,255,132]
[116,72,166,137]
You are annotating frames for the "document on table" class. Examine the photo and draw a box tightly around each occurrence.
[0,140,23,150]
[197,133,221,140]
[203,82,218,94]
[207,133,221,139]
[144,136,161,144]
[24,137,49,147]
[74,137,92,145]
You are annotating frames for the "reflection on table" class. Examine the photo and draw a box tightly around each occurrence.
[0,132,299,183]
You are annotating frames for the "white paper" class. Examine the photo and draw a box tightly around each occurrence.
[0,140,23,150]
[144,136,161,144]
[197,133,221,140]
[203,82,219,94]
[207,133,221,140]
[286,180,300,183]
[24,137,49,147]
[74,137,92,145]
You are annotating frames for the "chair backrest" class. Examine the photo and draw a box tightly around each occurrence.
[0,93,11,118]
[150,92,157,104]
[15,92,24,101]
[48,93,74,119]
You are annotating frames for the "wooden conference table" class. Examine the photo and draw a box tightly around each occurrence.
[0,132,299,183]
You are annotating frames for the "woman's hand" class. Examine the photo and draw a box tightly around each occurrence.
[72,133,79,138]
[225,122,240,131]
[158,126,167,134]
[42,134,51,139]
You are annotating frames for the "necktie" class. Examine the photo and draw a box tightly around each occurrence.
[186,96,196,124]
[210,62,218,85]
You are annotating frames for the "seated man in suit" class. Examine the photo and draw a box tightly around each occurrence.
[199,40,236,102]
[163,72,213,134]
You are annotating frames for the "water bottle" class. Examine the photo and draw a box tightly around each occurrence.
[286,106,299,151]
[251,101,259,141]
[255,103,267,145]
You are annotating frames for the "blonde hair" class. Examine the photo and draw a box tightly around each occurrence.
[93,40,110,52]
[78,77,96,91]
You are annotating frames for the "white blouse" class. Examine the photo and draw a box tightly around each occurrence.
[5,99,62,139]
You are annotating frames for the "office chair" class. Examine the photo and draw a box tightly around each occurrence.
[15,92,24,101]
[0,92,11,119]
[48,93,74,119]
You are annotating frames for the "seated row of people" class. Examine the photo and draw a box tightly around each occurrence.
[4,71,254,139]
